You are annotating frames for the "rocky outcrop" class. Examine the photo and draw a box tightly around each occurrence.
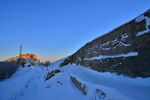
[70,76,106,99]
[5,53,40,67]
[70,76,87,95]
[5,53,40,62]
[61,9,150,77]
[45,70,61,81]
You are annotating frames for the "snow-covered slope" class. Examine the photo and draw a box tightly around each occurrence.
[0,59,150,100]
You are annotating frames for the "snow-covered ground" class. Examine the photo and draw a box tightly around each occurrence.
[0,59,150,100]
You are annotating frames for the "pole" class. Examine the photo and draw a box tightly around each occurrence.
[20,40,22,58]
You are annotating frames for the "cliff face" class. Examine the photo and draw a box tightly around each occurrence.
[61,9,150,77]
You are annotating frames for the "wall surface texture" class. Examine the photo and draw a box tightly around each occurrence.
[61,9,150,77]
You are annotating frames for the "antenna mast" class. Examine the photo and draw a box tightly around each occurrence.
[20,40,22,58]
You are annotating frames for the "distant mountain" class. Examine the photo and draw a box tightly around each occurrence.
[60,9,150,77]
[5,53,40,62]
[5,53,40,67]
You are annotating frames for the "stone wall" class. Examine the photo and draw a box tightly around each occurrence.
[60,9,150,77]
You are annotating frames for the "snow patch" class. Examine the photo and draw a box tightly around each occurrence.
[136,15,145,22]
[84,52,138,60]
[136,15,150,36]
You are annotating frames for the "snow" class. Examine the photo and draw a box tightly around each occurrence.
[24,63,30,67]
[136,15,145,22]
[62,64,150,100]
[112,34,131,49]
[84,33,131,56]
[0,59,150,100]
[136,15,150,36]
[84,52,138,60]
[101,47,111,50]
[78,57,82,61]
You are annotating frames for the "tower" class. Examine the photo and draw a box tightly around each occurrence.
[20,40,22,58]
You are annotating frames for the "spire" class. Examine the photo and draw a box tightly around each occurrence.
[20,40,22,58]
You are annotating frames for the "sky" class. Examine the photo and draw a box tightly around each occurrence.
[0,0,149,62]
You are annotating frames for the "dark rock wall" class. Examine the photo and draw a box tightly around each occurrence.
[0,62,19,81]
[60,9,150,77]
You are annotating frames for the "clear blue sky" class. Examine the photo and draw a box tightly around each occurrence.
[0,0,149,62]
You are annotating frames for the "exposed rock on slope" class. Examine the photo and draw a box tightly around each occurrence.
[60,9,150,77]
[70,76,87,95]
[45,70,61,81]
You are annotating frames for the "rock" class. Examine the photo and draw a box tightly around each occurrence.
[45,70,61,81]
[95,89,106,99]
[70,76,87,95]
[4,53,40,67]
[5,53,40,62]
